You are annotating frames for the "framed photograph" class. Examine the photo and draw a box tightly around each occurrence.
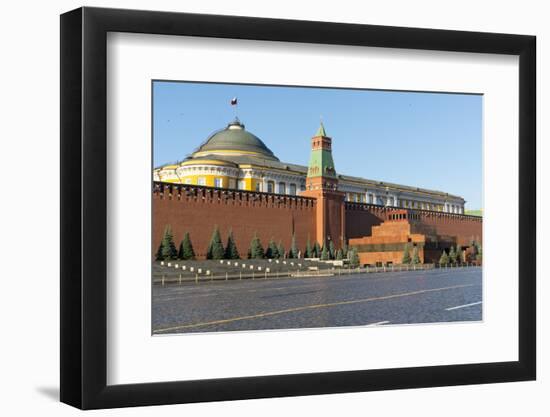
[60,6,536,409]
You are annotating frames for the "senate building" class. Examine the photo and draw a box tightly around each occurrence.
[154,118,466,214]
[153,118,481,265]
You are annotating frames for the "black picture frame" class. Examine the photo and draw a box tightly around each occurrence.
[60,6,536,410]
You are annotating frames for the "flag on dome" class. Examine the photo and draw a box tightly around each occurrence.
[230,97,238,105]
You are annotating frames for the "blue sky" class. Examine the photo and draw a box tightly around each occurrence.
[153,81,482,210]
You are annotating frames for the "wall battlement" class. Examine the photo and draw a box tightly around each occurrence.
[344,201,483,223]
[154,182,316,210]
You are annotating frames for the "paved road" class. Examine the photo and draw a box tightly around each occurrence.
[152,267,482,334]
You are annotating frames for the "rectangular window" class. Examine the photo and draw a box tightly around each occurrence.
[214,178,223,188]
[255,182,262,192]
[289,184,297,195]
[184,178,192,184]
[267,181,275,193]
[278,182,286,194]
[197,177,206,186]
[238,180,246,190]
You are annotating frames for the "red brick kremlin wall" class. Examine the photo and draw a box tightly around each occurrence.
[153,183,482,261]
[153,182,316,259]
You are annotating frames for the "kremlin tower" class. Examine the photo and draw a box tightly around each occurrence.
[301,123,346,249]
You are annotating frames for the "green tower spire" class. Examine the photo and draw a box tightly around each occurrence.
[315,122,327,137]
[307,123,336,179]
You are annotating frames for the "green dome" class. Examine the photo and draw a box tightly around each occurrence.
[192,119,279,161]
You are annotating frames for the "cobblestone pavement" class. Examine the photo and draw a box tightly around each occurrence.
[152,267,482,334]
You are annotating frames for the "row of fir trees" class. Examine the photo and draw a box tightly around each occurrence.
[155,225,360,266]
[401,243,422,265]
[438,241,482,265]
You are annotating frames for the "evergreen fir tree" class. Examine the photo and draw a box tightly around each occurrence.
[206,226,225,260]
[277,241,285,259]
[349,248,360,268]
[439,250,449,265]
[449,245,457,264]
[288,233,298,259]
[305,236,312,258]
[249,233,265,259]
[265,238,279,259]
[412,245,421,264]
[455,245,463,264]
[160,225,178,260]
[342,241,349,259]
[329,240,336,260]
[180,232,196,260]
[320,243,329,260]
[224,230,240,260]
[155,241,164,261]
[335,248,343,260]
[476,242,483,262]
[401,243,412,264]
[471,240,479,257]
[313,242,321,258]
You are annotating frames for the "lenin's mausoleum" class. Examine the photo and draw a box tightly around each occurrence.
[153,118,482,265]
